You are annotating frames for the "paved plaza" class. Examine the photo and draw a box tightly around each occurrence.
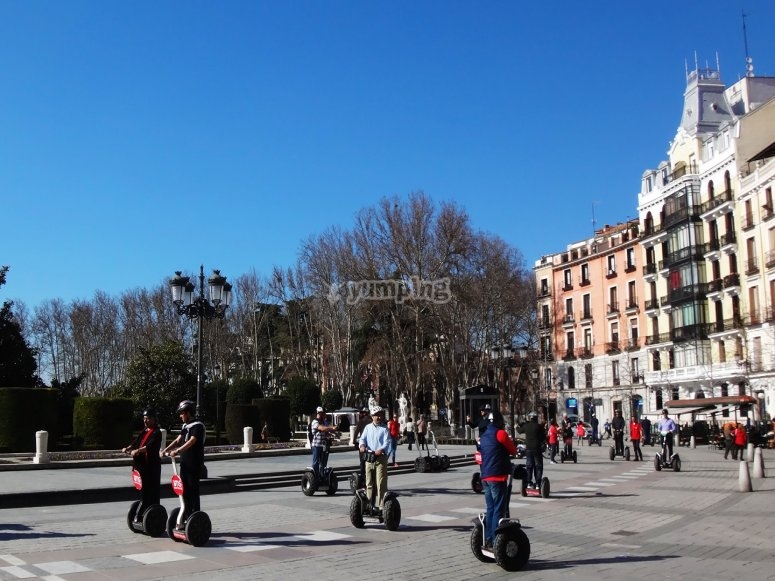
[0,441,773,580]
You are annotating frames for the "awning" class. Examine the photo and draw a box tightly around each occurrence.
[668,405,715,416]
[666,396,756,408]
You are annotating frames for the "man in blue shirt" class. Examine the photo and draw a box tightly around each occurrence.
[358,406,390,509]
[656,408,677,458]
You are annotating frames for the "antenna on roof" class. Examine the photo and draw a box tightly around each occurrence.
[592,201,600,235]
[742,10,754,77]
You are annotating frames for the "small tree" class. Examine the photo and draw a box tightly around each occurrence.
[321,389,343,412]
[121,341,195,429]
[285,376,320,418]
[226,377,263,404]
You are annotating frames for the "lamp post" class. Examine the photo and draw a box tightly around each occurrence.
[170,266,232,418]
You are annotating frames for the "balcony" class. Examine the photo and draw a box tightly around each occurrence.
[605,341,621,354]
[745,257,760,276]
[613,377,621,386]
[720,232,737,254]
[606,269,617,280]
[563,349,576,361]
[644,298,659,312]
[562,314,575,327]
[626,338,641,351]
[767,251,775,270]
[645,332,670,346]
[625,263,637,273]
[763,204,775,222]
[539,286,551,298]
[700,189,734,220]
[579,277,591,287]
[562,282,573,291]
[576,347,593,359]
[723,273,741,296]
[538,318,552,330]
[670,323,710,342]
[625,298,639,312]
[607,302,619,315]
[643,263,658,278]
[664,204,701,229]
[579,310,593,323]
[741,214,756,231]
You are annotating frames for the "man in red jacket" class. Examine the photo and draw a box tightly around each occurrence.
[629,416,643,461]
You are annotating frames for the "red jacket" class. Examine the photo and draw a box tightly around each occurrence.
[547,424,558,444]
[629,421,642,440]
[388,419,400,439]
[734,427,747,446]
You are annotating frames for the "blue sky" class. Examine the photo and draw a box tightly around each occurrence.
[3,1,775,310]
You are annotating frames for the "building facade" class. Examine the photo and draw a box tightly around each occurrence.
[536,63,775,425]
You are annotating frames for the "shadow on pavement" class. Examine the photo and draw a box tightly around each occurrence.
[0,523,95,542]
[527,554,680,571]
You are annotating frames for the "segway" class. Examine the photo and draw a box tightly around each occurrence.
[470,462,531,571]
[349,460,365,494]
[520,462,550,499]
[471,447,483,494]
[559,440,577,463]
[349,450,401,531]
[428,430,450,471]
[609,430,631,461]
[165,454,211,547]
[125,459,167,537]
[654,431,681,472]
[301,439,339,496]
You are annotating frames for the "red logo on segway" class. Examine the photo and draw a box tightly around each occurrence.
[474,451,482,465]
[132,469,143,490]
[171,474,184,496]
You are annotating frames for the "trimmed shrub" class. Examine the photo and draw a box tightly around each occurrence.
[253,397,291,442]
[73,397,134,450]
[224,403,261,445]
[0,388,59,452]
[225,377,263,404]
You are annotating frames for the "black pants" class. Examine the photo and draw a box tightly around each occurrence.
[632,439,642,460]
[180,463,201,519]
[418,433,426,450]
[135,463,161,519]
[525,449,543,484]
[614,430,625,455]
[724,437,735,459]
[406,432,415,450]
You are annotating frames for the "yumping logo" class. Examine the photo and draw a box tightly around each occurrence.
[327,277,452,305]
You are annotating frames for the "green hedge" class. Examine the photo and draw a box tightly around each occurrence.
[224,403,261,445]
[253,397,291,442]
[73,397,134,449]
[0,388,59,452]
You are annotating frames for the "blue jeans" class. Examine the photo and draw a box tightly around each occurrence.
[482,479,508,546]
[312,445,325,476]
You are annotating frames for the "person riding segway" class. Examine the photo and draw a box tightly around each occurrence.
[123,409,166,536]
[350,406,401,530]
[302,406,339,496]
[162,400,211,546]
[609,410,631,461]
[470,410,530,571]
[520,412,550,497]
[654,408,681,472]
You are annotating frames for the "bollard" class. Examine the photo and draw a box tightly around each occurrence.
[752,447,766,478]
[160,428,167,453]
[34,430,50,464]
[242,426,254,453]
[746,442,754,462]
[690,435,696,449]
[349,425,357,446]
[738,460,753,492]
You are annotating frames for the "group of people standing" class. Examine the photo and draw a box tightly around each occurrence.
[722,420,749,460]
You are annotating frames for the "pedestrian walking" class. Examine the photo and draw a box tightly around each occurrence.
[629,416,643,461]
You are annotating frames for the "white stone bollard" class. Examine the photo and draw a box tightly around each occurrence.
[753,447,766,478]
[690,435,696,449]
[349,425,357,446]
[739,460,753,492]
[34,430,50,464]
[242,426,254,453]
[746,442,754,461]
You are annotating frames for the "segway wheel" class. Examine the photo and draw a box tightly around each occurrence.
[167,507,183,541]
[383,497,401,531]
[143,505,168,537]
[609,447,615,461]
[430,456,441,471]
[127,501,142,533]
[471,472,483,494]
[421,456,431,473]
[185,511,211,547]
[414,458,423,473]
[301,471,317,496]
[540,477,551,498]
[349,496,365,528]
[325,473,339,496]
[494,526,531,572]
[572,451,577,464]
[441,455,450,470]
[349,472,360,495]
[470,521,494,563]
[624,448,631,461]
[673,455,682,472]
[654,455,662,471]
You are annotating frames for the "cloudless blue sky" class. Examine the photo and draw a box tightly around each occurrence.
[3,1,775,310]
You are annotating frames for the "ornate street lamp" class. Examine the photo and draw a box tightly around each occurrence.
[170,266,232,418]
